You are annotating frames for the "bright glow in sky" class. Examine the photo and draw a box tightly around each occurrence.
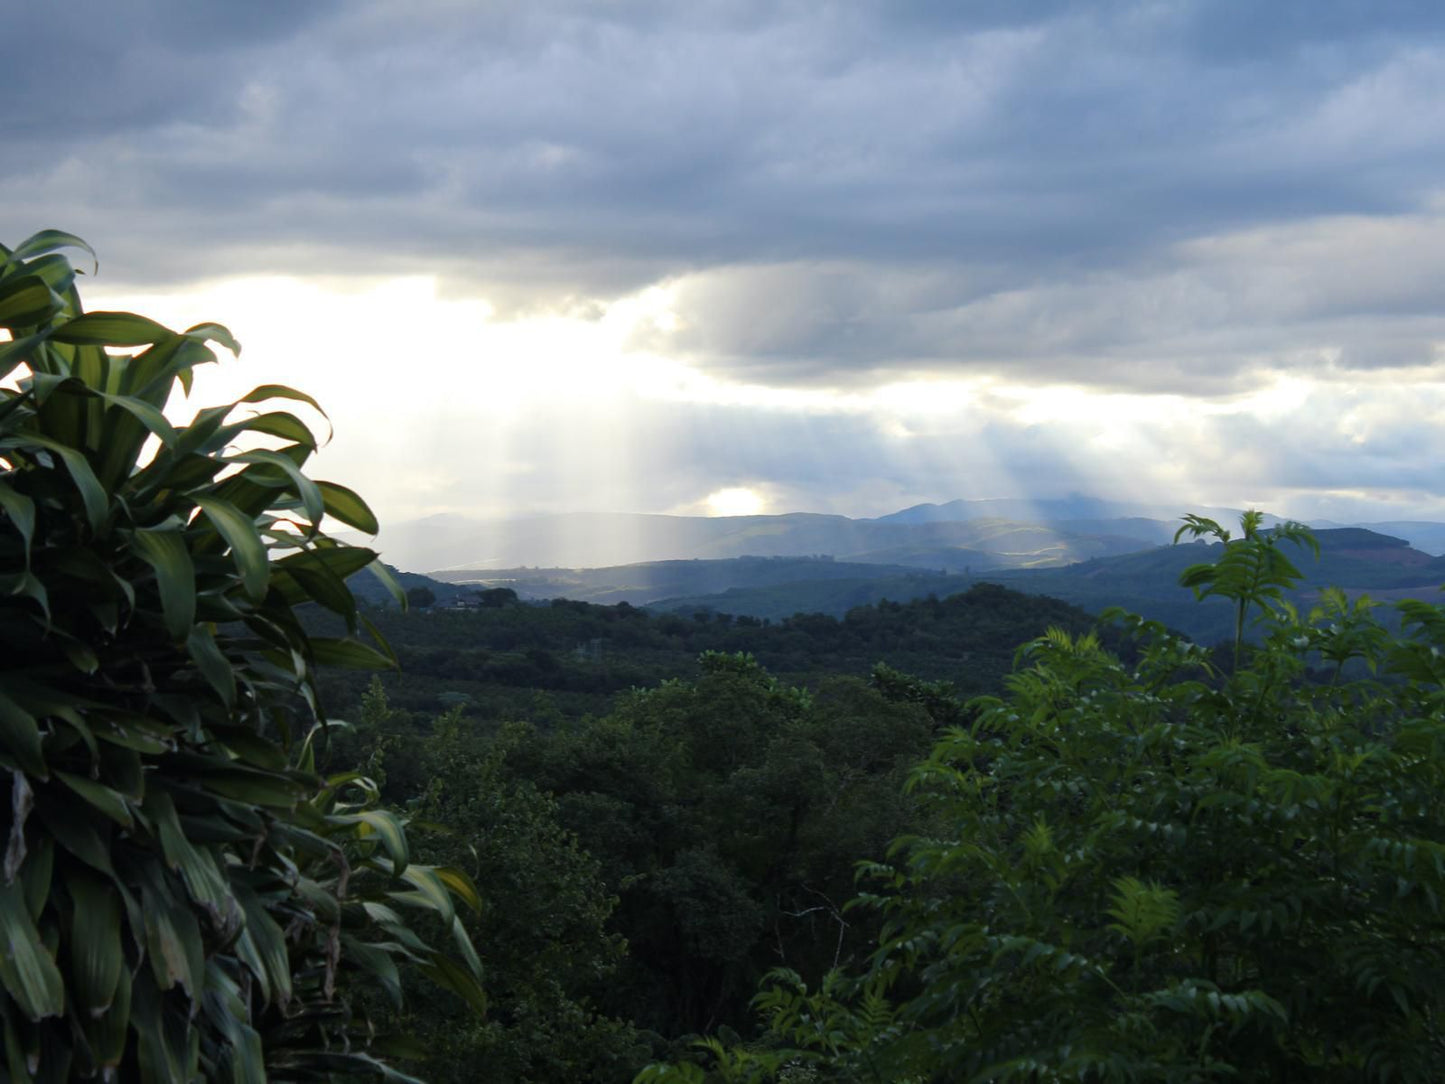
[14,0,1445,554]
[703,487,768,517]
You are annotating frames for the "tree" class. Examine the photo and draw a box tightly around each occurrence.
[642,515,1445,1082]
[509,652,933,1044]
[406,585,437,609]
[0,231,482,1081]
[397,710,649,1083]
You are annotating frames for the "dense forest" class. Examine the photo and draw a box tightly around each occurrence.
[313,584,1111,1078]
[320,582,1103,724]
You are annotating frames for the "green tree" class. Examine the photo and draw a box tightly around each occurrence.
[643,514,1445,1082]
[400,712,649,1083]
[511,652,933,1044]
[406,585,437,610]
[0,232,482,1081]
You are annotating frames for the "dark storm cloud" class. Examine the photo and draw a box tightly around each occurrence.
[7,1,1445,389]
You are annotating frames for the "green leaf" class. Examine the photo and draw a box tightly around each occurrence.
[131,527,196,641]
[65,870,124,1016]
[334,809,409,879]
[54,771,133,829]
[0,878,64,1020]
[34,797,114,877]
[309,637,396,670]
[0,687,45,778]
[78,959,131,1071]
[193,496,270,601]
[189,624,236,708]
[273,555,358,619]
[182,321,240,357]
[9,230,97,270]
[364,558,406,608]
[97,390,181,446]
[339,935,404,1009]
[0,275,62,328]
[0,482,36,567]
[415,952,487,1017]
[0,434,108,531]
[395,865,455,928]
[229,410,318,449]
[0,333,47,382]
[279,543,377,585]
[138,864,204,998]
[234,884,291,1008]
[240,383,327,418]
[149,791,240,937]
[433,866,484,916]
[317,480,379,534]
[49,310,174,346]
[130,961,196,1081]
[230,448,324,535]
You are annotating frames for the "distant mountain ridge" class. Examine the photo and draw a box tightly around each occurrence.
[356,508,1171,574]
[350,497,1445,584]
[648,526,1445,645]
[355,507,1445,650]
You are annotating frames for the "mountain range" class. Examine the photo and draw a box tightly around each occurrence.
[357,497,1445,577]
[360,498,1445,647]
[359,497,1335,574]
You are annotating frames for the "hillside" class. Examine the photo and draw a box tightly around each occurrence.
[651,527,1445,646]
[323,582,1108,725]
[427,555,951,604]
[355,508,1169,573]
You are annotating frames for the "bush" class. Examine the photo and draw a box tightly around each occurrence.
[0,231,482,1081]
[641,515,1445,1082]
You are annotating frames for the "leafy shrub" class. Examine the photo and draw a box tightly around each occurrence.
[0,232,482,1081]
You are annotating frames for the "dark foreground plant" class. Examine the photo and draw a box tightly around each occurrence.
[639,513,1445,1082]
[0,231,483,1082]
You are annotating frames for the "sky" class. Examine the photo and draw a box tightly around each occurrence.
[9,0,1445,537]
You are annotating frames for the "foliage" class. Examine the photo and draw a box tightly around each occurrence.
[357,681,648,1083]
[1174,509,1319,664]
[526,654,934,1043]
[323,581,1103,731]
[641,513,1445,1082]
[0,232,482,1081]
[343,648,939,1052]
[405,585,437,610]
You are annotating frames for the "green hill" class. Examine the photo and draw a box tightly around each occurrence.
[652,528,1445,646]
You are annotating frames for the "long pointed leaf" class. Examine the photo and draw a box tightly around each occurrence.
[1,435,107,530]
[230,449,323,535]
[98,391,180,446]
[240,383,327,419]
[317,480,379,534]
[9,230,97,269]
[0,482,36,567]
[50,311,173,346]
[131,527,196,641]
[65,870,124,1015]
[54,771,133,829]
[334,809,409,879]
[0,275,62,328]
[0,878,64,1020]
[193,496,269,601]
[0,688,44,778]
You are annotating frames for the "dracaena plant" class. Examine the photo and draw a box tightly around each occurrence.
[0,231,484,1082]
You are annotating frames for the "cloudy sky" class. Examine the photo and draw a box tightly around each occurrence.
[9,0,1445,538]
